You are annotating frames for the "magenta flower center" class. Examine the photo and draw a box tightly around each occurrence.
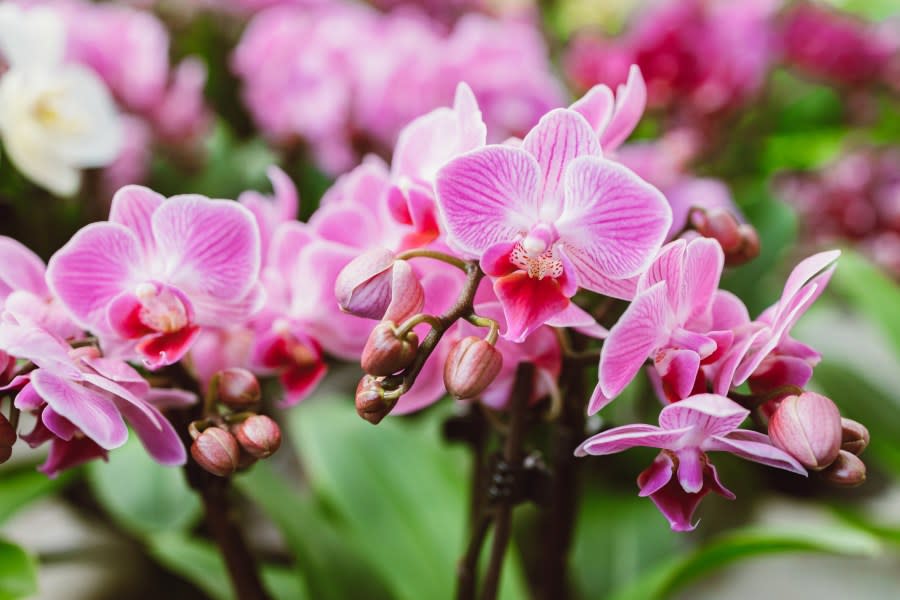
[135,283,190,333]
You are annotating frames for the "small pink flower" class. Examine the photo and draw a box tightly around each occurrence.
[594,238,733,412]
[436,107,671,341]
[46,186,263,368]
[0,323,185,476]
[570,64,647,154]
[576,393,805,531]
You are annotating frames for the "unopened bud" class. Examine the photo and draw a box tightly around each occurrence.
[191,427,240,477]
[216,368,261,408]
[233,415,282,459]
[690,208,760,266]
[355,375,397,424]
[768,392,842,471]
[335,248,424,322]
[361,322,419,376]
[0,413,13,465]
[821,450,866,487]
[443,337,503,400]
[840,418,870,456]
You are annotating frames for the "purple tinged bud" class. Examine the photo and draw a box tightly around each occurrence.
[821,450,867,487]
[768,392,842,471]
[191,427,241,477]
[840,418,870,456]
[355,375,396,425]
[216,368,261,408]
[690,208,760,266]
[233,415,282,459]
[335,248,425,322]
[443,336,503,400]
[361,322,419,376]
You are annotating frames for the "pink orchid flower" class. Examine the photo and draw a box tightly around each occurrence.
[594,237,736,412]
[712,250,840,395]
[0,236,80,339]
[46,186,263,369]
[576,393,805,531]
[0,323,185,476]
[436,108,671,342]
[570,64,647,154]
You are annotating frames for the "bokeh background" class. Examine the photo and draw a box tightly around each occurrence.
[1,0,900,598]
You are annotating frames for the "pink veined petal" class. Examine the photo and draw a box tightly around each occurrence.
[705,430,807,475]
[309,201,381,249]
[494,271,570,343]
[669,329,717,359]
[710,327,765,394]
[637,452,675,497]
[29,370,128,450]
[638,239,686,298]
[435,145,541,256]
[453,82,488,152]
[481,240,519,278]
[680,238,725,323]
[268,221,313,277]
[775,250,840,323]
[46,222,142,332]
[0,324,80,377]
[113,398,186,466]
[0,236,48,298]
[280,358,328,407]
[656,348,702,402]
[522,108,601,217]
[267,165,300,222]
[13,381,43,410]
[658,394,749,437]
[600,64,647,152]
[82,356,150,397]
[39,437,107,478]
[545,302,608,339]
[599,281,670,399]
[748,355,815,392]
[557,156,672,288]
[587,382,613,415]
[107,291,154,340]
[710,290,751,330]
[79,371,164,428]
[108,185,165,258]
[191,282,266,325]
[560,248,639,299]
[575,424,694,456]
[145,387,197,410]
[152,195,261,300]
[569,84,615,140]
[675,448,705,493]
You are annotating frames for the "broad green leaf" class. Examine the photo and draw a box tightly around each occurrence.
[291,398,529,600]
[0,539,37,600]
[147,533,307,600]
[235,463,393,600]
[609,524,881,600]
[87,433,201,536]
[0,466,77,524]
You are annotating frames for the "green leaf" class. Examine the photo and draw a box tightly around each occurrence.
[290,398,529,600]
[235,463,393,600]
[147,533,307,600]
[87,433,201,536]
[0,539,37,600]
[609,524,881,600]
[0,466,77,524]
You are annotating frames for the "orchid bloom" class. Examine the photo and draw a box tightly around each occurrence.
[576,393,805,531]
[593,237,735,412]
[570,64,647,153]
[0,4,122,196]
[712,250,840,395]
[436,107,671,341]
[46,186,263,368]
[0,323,185,476]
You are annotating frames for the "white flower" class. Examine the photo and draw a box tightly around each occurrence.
[0,4,122,196]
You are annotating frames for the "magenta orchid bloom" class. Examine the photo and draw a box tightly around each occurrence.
[576,393,805,531]
[46,186,263,369]
[712,250,840,395]
[0,323,185,476]
[593,237,735,412]
[436,108,671,341]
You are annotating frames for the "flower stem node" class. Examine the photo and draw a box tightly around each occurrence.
[821,450,867,487]
[233,415,282,459]
[443,336,503,400]
[768,392,842,471]
[840,418,870,456]
[689,208,760,266]
[361,322,419,376]
[216,368,262,409]
[355,375,397,425]
[191,426,241,477]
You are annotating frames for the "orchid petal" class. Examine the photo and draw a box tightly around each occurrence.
[658,394,748,437]
[494,271,569,343]
[576,424,694,456]
[114,398,186,466]
[570,84,615,138]
[600,64,647,151]
[108,185,165,258]
[0,236,48,298]
[705,430,807,475]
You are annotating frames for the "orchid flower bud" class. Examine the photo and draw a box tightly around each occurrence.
[335,248,424,322]
[191,427,241,477]
[768,392,842,471]
[840,418,870,456]
[233,415,282,459]
[216,368,261,408]
[821,450,866,487]
[355,375,397,425]
[443,336,503,400]
[361,322,419,376]
[690,208,760,266]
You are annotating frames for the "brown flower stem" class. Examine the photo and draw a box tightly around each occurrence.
[457,512,493,600]
[165,363,271,600]
[479,362,535,600]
